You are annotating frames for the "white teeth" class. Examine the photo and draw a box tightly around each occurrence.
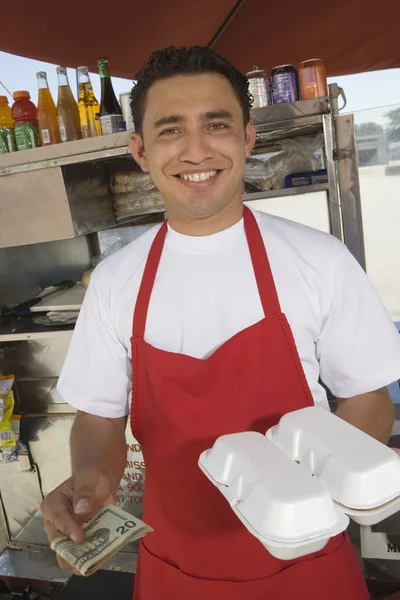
[180,170,218,182]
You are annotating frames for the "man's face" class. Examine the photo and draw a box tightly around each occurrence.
[130,73,255,222]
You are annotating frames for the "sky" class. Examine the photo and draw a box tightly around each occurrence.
[0,51,399,126]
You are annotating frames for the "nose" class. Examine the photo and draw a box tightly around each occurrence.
[178,128,214,164]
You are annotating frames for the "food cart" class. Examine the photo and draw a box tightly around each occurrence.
[0,1,399,597]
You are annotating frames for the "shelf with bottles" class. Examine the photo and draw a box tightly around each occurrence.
[0,58,129,162]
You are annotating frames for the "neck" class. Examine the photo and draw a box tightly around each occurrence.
[167,196,244,236]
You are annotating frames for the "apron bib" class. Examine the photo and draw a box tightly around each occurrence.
[130,207,369,599]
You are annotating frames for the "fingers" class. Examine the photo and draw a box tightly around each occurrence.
[43,519,82,575]
[40,481,84,545]
[73,466,114,517]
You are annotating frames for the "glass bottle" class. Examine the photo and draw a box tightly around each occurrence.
[98,58,123,135]
[36,71,61,146]
[77,66,101,138]
[56,66,82,142]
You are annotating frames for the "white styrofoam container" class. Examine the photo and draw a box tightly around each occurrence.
[198,431,348,559]
[266,406,400,512]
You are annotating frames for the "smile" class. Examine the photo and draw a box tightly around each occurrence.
[177,170,219,182]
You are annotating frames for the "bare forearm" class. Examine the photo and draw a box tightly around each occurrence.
[70,411,127,494]
[335,387,394,444]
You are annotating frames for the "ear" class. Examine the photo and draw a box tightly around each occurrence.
[244,121,256,158]
[129,132,149,172]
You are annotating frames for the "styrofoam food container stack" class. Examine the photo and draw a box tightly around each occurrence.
[266,406,400,525]
[198,431,349,560]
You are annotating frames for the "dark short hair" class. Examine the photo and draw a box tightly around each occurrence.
[130,46,252,135]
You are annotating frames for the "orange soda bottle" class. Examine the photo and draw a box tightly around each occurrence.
[36,71,61,146]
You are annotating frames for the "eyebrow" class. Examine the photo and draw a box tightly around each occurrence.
[153,110,234,130]
[204,110,233,121]
[153,115,184,129]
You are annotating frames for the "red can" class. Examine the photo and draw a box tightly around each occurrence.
[298,59,328,99]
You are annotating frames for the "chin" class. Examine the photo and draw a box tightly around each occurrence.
[180,197,226,219]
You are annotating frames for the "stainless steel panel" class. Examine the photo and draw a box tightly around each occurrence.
[0,547,68,582]
[334,114,367,269]
[62,161,119,237]
[0,167,75,248]
[0,225,91,308]
[0,545,136,579]
[251,97,329,127]
[322,114,343,241]
[3,338,72,378]
[0,468,45,544]
[28,415,73,497]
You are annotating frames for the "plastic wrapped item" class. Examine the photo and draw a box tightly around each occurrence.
[110,168,164,222]
[199,431,348,560]
[0,389,15,448]
[0,375,15,423]
[0,411,30,469]
[245,134,324,191]
[114,189,165,221]
[111,170,155,194]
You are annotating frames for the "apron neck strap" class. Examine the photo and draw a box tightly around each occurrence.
[132,207,282,339]
[243,206,282,316]
[133,221,168,339]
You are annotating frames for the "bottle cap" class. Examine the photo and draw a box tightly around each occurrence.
[57,66,67,73]
[36,71,47,78]
[77,66,89,72]
[0,95,9,103]
[13,91,30,99]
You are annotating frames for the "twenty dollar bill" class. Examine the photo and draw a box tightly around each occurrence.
[51,504,152,576]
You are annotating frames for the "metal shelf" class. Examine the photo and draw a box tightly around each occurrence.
[0,131,132,177]
[251,97,329,128]
[243,183,329,203]
[0,316,74,342]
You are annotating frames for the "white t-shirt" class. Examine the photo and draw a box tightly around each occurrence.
[57,208,400,418]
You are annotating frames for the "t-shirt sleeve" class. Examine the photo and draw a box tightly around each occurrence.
[57,272,131,418]
[316,245,400,398]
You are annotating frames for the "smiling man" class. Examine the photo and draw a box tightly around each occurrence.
[42,47,400,599]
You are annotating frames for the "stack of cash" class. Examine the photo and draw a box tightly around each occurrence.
[51,505,152,576]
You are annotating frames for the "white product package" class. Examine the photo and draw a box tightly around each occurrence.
[199,430,349,559]
[266,406,400,525]
[199,407,400,559]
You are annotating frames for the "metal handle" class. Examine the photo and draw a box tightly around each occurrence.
[329,83,347,115]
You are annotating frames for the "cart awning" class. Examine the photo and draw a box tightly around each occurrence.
[1,0,399,78]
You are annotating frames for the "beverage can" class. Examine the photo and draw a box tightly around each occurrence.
[120,92,135,131]
[298,59,328,99]
[0,127,17,154]
[271,65,299,104]
[100,114,124,135]
[246,69,273,109]
[14,122,39,150]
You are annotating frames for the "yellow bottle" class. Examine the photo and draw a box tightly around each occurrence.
[0,96,17,153]
[77,66,101,138]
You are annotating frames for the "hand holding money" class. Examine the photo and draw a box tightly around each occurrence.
[51,505,153,576]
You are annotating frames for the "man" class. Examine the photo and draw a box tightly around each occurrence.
[41,46,400,599]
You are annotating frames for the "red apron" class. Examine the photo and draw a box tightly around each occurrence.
[130,207,369,600]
